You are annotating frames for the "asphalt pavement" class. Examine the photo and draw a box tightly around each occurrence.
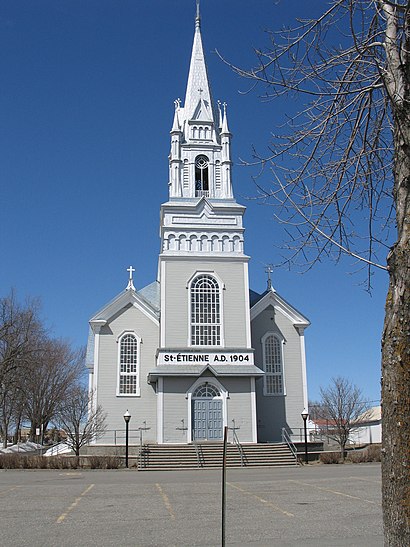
[0,463,382,546]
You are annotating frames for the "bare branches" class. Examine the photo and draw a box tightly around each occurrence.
[317,376,371,460]
[57,387,107,457]
[220,1,410,282]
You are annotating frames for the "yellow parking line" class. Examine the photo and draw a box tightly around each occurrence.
[227,482,294,517]
[56,483,95,523]
[0,485,22,496]
[155,483,175,520]
[288,479,378,505]
[348,476,382,485]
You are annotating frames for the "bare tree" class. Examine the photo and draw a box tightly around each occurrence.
[21,339,84,442]
[57,386,107,457]
[317,377,371,460]
[0,291,43,447]
[222,2,409,542]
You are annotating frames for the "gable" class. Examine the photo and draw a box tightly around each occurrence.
[250,288,310,328]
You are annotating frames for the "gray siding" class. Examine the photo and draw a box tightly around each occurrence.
[251,305,305,441]
[161,259,249,348]
[96,304,159,444]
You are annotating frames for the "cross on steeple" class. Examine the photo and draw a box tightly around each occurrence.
[126,266,136,291]
[265,264,274,290]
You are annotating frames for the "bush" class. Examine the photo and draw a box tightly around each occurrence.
[89,455,122,469]
[347,444,381,463]
[320,451,342,464]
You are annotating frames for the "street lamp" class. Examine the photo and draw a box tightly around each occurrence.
[123,410,131,468]
[301,409,309,464]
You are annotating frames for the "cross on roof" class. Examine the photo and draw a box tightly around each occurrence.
[265,264,274,290]
[126,266,136,291]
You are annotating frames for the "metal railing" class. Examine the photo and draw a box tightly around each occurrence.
[193,440,204,468]
[232,429,245,467]
[281,428,298,462]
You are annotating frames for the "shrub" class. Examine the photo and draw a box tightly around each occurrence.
[89,455,122,469]
[347,444,381,463]
[320,451,342,464]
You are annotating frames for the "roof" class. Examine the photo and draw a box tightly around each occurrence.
[147,364,264,383]
[249,287,310,327]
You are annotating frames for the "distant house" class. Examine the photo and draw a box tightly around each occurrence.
[349,406,382,445]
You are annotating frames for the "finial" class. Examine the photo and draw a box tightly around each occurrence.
[174,98,181,110]
[265,264,274,291]
[195,0,201,28]
[126,266,136,291]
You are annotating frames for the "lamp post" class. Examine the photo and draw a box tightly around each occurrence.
[301,409,309,464]
[124,410,131,468]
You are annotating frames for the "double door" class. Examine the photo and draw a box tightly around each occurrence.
[192,399,223,440]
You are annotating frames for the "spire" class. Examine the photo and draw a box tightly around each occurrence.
[126,266,136,291]
[183,2,215,124]
[221,102,230,134]
[171,99,181,133]
[196,0,200,28]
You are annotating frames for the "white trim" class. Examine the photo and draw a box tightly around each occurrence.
[157,377,164,444]
[160,259,167,346]
[92,326,102,414]
[186,377,228,443]
[261,332,286,396]
[297,326,309,411]
[250,289,310,327]
[116,331,141,397]
[243,262,252,346]
[90,291,159,328]
[250,377,258,443]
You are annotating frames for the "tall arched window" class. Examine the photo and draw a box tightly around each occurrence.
[195,155,209,197]
[263,334,284,395]
[118,333,139,395]
[190,274,221,346]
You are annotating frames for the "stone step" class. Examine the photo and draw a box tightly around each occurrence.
[140,442,297,469]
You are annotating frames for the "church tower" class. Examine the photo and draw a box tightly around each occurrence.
[87,4,309,448]
[153,5,260,443]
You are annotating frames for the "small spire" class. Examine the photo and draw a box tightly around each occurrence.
[265,264,274,291]
[196,0,201,29]
[217,100,223,129]
[171,99,181,132]
[126,266,136,291]
[221,102,230,134]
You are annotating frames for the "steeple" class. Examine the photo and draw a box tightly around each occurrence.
[182,1,216,126]
[168,5,233,201]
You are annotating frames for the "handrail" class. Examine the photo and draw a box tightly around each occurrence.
[281,428,298,462]
[232,430,245,467]
[193,440,203,468]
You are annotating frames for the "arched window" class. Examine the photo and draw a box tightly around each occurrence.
[193,383,221,398]
[195,155,209,197]
[190,274,221,346]
[118,333,139,395]
[263,334,284,395]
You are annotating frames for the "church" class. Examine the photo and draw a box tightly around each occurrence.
[86,7,310,446]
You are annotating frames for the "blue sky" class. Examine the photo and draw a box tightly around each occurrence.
[1,0,388,404]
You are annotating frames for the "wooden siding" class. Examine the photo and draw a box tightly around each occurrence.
[251,305,305,441]
[96,304,159,444]
[161,259,249,347]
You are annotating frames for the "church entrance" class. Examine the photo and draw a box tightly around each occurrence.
[192,383,223,441]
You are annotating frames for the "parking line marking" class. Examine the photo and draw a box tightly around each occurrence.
[348,476,382,485]
[0,485,22,496]
[155,483,175,520]
[227,482,294,517]
[56,483,95,523]
[288,479,378,505]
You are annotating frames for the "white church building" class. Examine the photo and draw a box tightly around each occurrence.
[86,8,310,446]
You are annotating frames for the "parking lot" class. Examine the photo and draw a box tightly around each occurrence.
[0,463,382,546]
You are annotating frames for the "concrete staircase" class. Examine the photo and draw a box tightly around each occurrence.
[139,442,297,470]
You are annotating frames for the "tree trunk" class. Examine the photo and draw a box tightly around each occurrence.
[381,120,410,545]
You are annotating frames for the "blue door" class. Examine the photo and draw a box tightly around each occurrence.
[193,399,223,440]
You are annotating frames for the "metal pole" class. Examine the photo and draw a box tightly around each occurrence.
[125,420,129,468]
[303,416,308,464]
[222,425,228,547]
